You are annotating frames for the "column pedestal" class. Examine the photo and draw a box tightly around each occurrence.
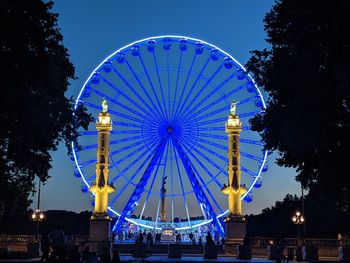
[88,218,111,253]
[224,218,246,255]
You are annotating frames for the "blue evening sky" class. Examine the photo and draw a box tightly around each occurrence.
[32,0,300,215]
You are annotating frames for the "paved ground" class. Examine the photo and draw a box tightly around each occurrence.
[0,255,339,263]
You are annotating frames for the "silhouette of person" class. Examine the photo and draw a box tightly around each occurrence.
[48,224,65,262]
[40,233,50,262]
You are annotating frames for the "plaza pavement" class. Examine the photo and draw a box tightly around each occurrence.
[0,255,339,263]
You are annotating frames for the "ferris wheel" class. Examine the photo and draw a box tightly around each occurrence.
[71,36,268,234]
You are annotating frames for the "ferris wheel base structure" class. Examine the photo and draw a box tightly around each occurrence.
[72,35,269,237]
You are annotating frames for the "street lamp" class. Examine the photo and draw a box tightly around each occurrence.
[292,211,305,246]
[32,209,44,221]
[32,179,45,238]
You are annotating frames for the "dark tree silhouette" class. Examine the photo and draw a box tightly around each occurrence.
[0,0,92,221]
[247,193,350,238]
[246,0,350,210]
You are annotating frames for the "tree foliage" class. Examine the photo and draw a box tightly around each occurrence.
[0,210,92,235]
[0,0,92,220]
[247,193,350,238]
[246,0,350,210]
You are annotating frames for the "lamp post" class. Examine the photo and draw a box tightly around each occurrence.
[32,180,44,239]
[292,211,305,246]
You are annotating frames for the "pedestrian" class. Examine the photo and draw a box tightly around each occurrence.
[221,236,225,249]
[136,231,144,244]
[99,239,111,263]
[205,232,214,246]
[276,236,285,263]
[146,232,153,248]
[40,232,50,262]
[48,225,65,263]
[198,236,203,248]
[82,245,92,263]
[111,249,120,263]
[189,232,194,243]
[67,245,81,263]
[177,233,181,243]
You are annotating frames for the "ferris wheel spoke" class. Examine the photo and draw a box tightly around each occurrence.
[195,137,226,151]
[189,141,226,162]
[241,151,264,162]
[169,139,174,224]
[79,130,144,136]
[195,117,228,127]
[112,136,169,233]
[179,71,240,122]
[137,54,167,120]
[181,143,222,188]
[170,52,183,122]
[79,135,143,152]
[172,53,200,122]
[191,105,228,123]
[176,64,224,120]
[240,138,264,146]
[183,81,248,123]
[78,158,96,168]
[155,198,161,228]
[197,132,226,141]
[110,139,149,157]
[151,52,169,120]
[175,54,210,120]
[238,95,260,106]
[109,137,157,183]
[83,101,145,123]
[87,84,154,124]
[167,52,171,120]
[113,140,158,166]
[112,121,143,128]
[172,136,225,235]
[94,74,159,122]
[138,142,167,220]
[79,173,96,186]
[241,166,259,177]
[180,136,226,162]
[79,143,98,151]
[89,88,152,122]
[172,140,191,226]
[109,143,160,204]
[196,127,224,132]
[114,130,143,135]
[192,94,259,122]
[110,63,163,121]
[181,143,223,213]
[239,110,263,118]
[155,139,170,225]
[109,161,138,191]
[79,131,98,136]
[179,138,223,171]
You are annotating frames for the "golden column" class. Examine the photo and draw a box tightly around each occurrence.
[89,99,115,220]
[221,100,247,220]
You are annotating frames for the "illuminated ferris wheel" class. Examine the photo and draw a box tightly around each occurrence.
[71,36,268,233]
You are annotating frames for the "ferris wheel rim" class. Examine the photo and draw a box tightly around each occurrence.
[72,35,268,230]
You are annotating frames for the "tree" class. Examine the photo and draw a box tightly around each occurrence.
[0,0,92,222]
[246,0,350,210]
[247,194,350,238]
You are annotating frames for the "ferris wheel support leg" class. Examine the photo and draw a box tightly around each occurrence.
[112,136,169,234]
[172,137,225,236]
